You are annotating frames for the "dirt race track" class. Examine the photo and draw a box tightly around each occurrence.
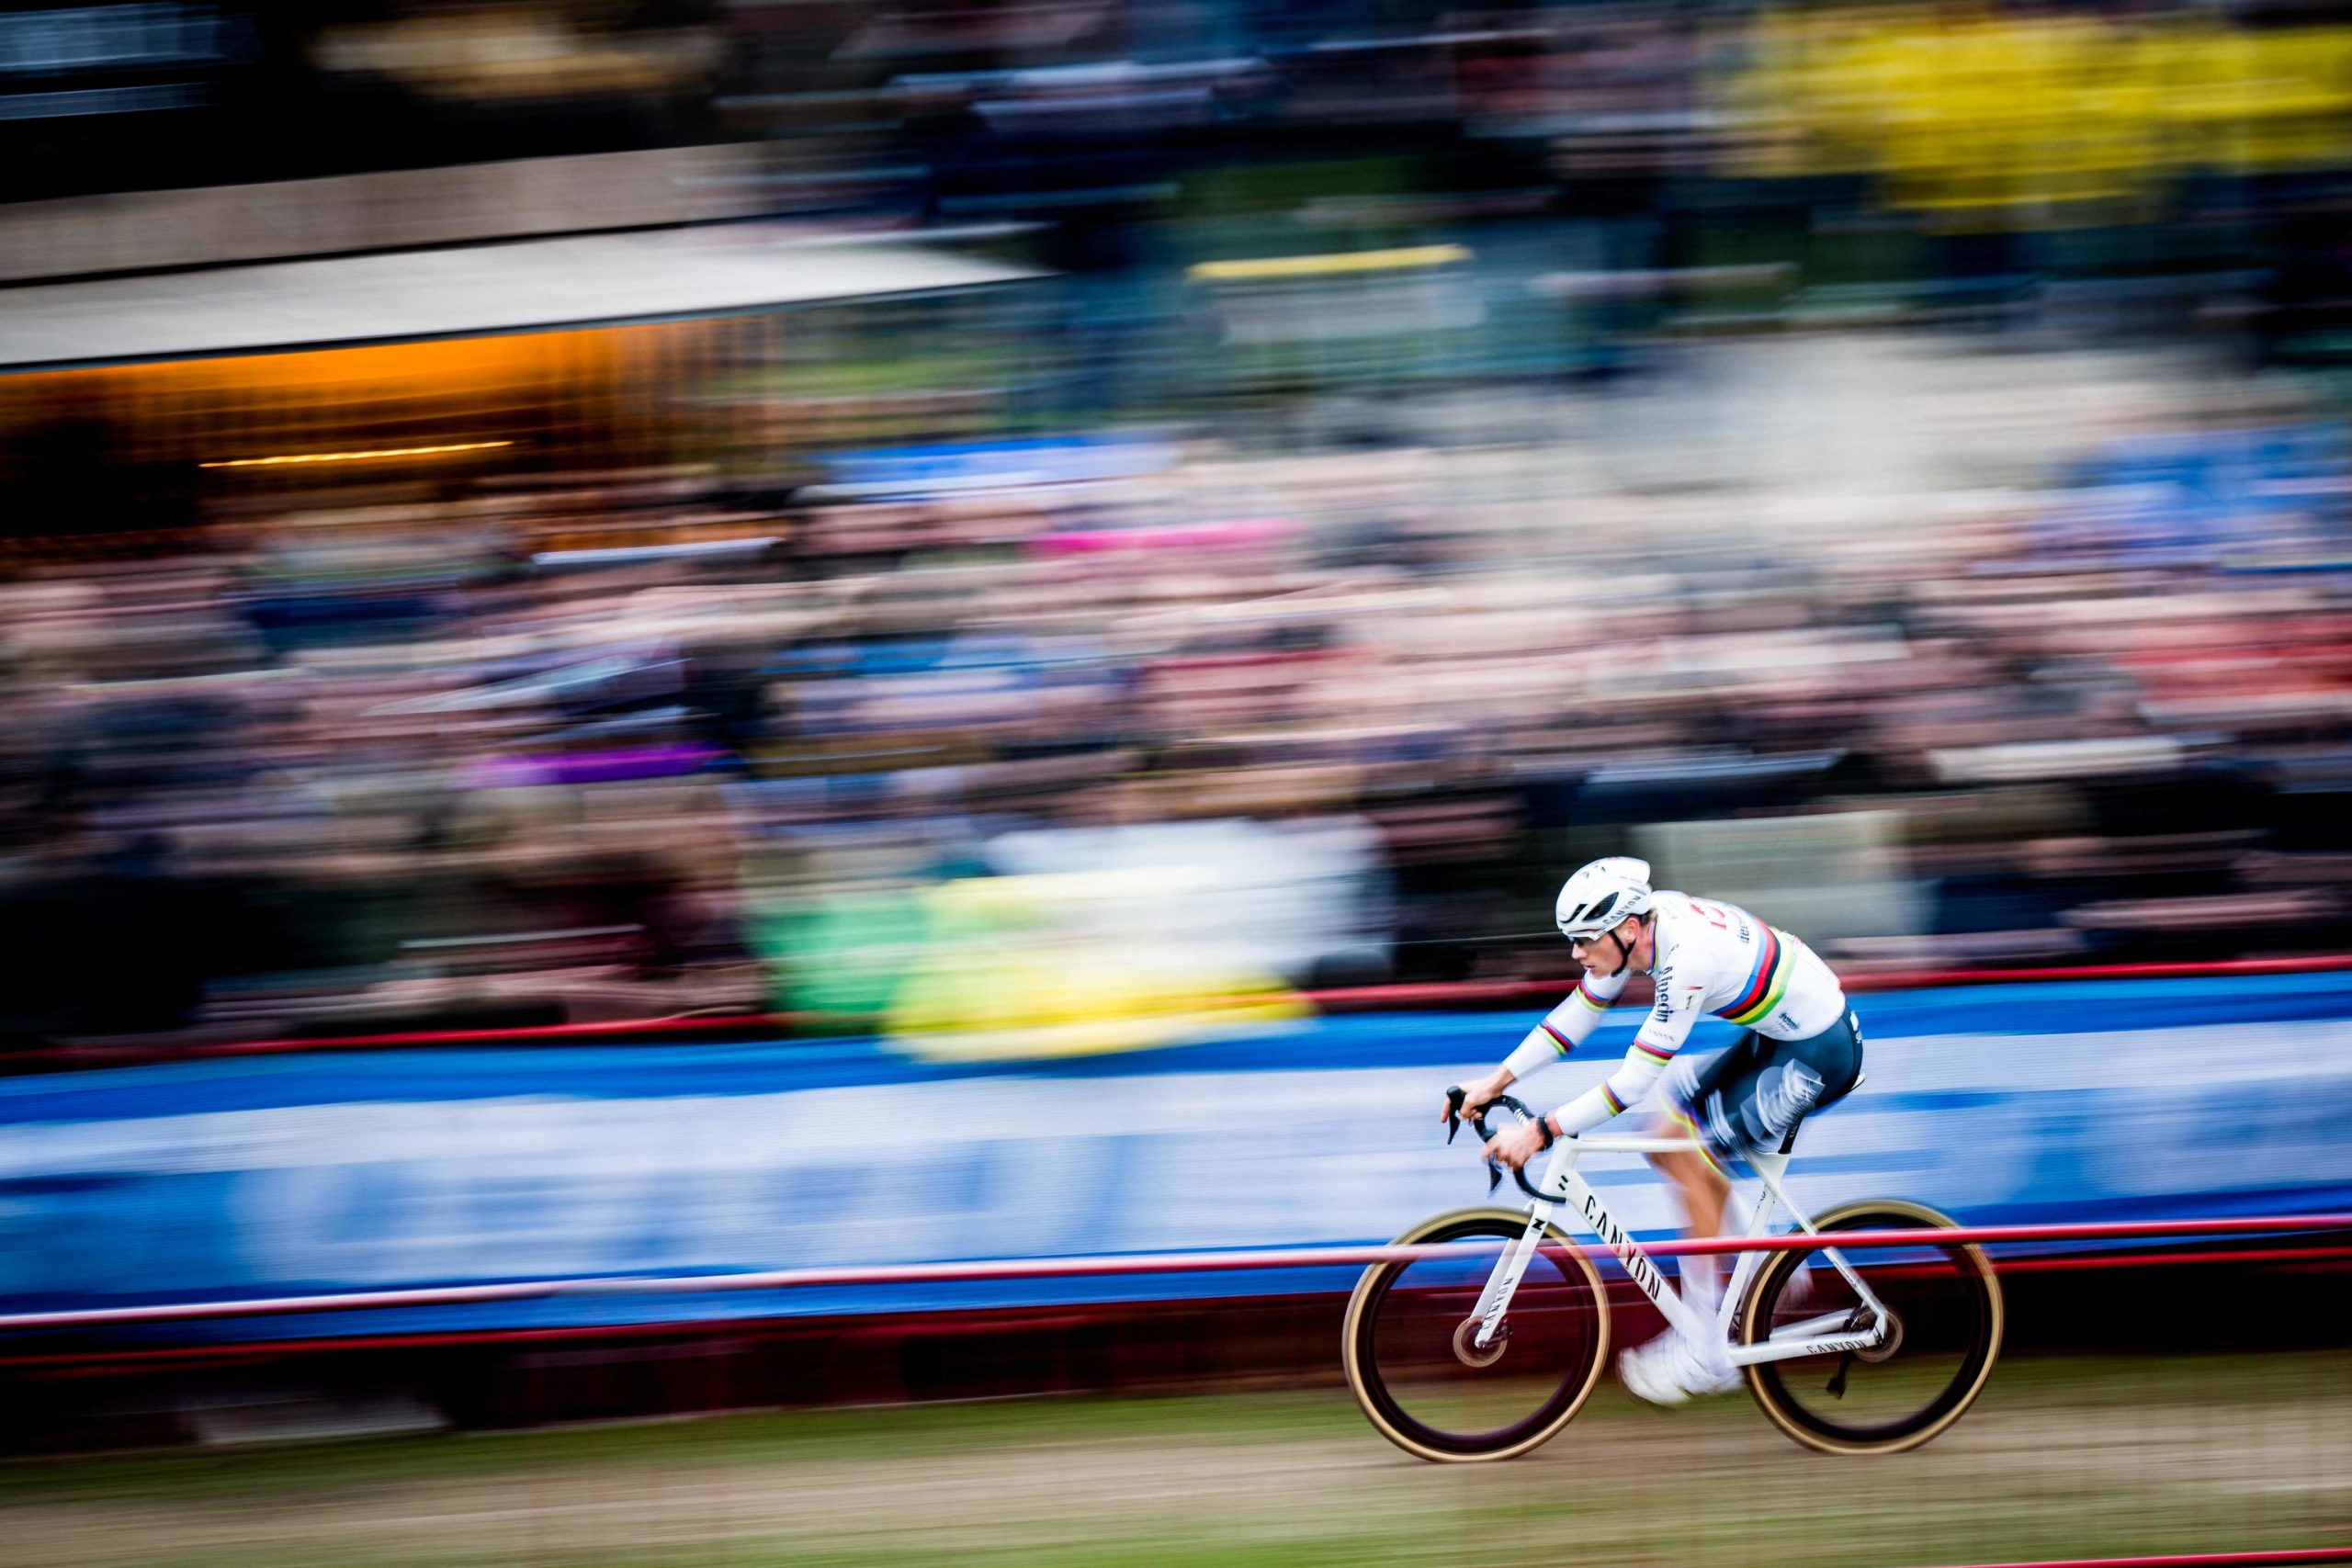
[6,1356,2348,1568]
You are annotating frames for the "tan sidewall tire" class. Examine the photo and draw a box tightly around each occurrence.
[1738,1197,2005,1456]
[1342,1206,1611,1463]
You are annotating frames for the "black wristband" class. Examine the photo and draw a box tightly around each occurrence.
[1533,1114,1555,1150]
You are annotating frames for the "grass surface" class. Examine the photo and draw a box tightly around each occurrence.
[7,1354,2348,1568]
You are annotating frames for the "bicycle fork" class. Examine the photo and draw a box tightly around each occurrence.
[1465,1210,1554,1354]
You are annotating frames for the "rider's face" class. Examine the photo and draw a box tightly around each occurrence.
[1570,918,1642,974]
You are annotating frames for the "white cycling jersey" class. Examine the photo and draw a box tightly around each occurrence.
[1499,891,1849,1137]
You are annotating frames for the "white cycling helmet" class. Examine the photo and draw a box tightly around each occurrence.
[1554,856,1654,942]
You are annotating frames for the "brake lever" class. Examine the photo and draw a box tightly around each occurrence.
[1445,1085,1512,1191]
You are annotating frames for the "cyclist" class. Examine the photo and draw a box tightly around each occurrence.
[1446,855,1864,1405]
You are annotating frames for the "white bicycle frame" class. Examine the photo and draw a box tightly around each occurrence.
[1465,1132,1897,1365]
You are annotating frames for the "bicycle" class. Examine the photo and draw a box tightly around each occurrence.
[1342,1089,2003,1461]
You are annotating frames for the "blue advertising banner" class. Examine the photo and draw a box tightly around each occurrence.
[5,972,2351,1343]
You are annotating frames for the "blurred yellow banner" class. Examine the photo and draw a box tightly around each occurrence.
[884,870,1314,1062]
[1727,11,2352,222]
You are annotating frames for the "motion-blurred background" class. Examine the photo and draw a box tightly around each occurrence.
[0,3,2347,1563]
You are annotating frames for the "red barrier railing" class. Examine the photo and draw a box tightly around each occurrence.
[1306,953,2352,1014]
[5,1211,2345,1337]
[1916,1551,2352,1568]
[13,1237,2349,1374]
[7,952,2350,1069]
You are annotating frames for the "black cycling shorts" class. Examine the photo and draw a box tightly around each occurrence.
[1663,1009,1864,1175]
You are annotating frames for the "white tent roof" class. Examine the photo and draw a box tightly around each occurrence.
[0,227,1042,369]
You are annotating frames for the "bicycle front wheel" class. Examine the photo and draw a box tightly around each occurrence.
[1342,1207,1610,1462]
[1738,1198,2003,1455]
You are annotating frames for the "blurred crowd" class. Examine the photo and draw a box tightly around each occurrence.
[4,332,2349,1054]
[8,0,2352,1055]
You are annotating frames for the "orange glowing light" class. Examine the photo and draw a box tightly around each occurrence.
[200,439,514,469]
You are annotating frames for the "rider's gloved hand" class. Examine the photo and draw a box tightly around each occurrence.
[1443,1071,1511,1129]
[1483,1116,1552,1171]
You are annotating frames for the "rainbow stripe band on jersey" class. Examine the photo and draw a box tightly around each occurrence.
[1633,1038,1675,1064]
[1718,926,1793,1026]
[1573,979,1610,1013]
[1540,1021,1575,1055]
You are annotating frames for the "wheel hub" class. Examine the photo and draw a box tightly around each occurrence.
[1854,1311,1904,1363]
[1453,1316,1509,1368]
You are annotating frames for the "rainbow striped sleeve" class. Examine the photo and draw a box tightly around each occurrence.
[1554,991,1688,1135]
[1717,926,1794,1028]
[1505,972,1634,1088]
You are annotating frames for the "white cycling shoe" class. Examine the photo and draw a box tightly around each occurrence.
[1618,1330,1744,1406]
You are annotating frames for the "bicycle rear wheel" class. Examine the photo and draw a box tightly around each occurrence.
[1343,1207,1609,1462]
[1738,1198,2002,1455]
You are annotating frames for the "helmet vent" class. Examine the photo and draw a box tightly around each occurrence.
[1585,891,1619,925]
